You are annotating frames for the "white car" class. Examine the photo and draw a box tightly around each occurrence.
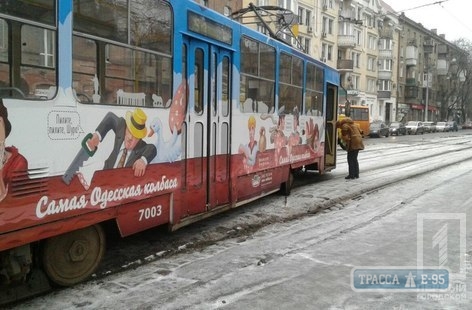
[435,122,448,132]
[405,121,424,135]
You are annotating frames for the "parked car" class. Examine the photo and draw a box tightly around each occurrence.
[447,121,458,132]
[435,121,448,132]
[389,122,407,136]
[423,121,436,133]
[405,121,424,135]
[369,121,389,137]
[462,121,472,129]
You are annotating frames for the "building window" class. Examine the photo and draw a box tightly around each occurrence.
[321,43,333,61]
[380,59,392,71]
[368,35,376,50]
[367,78,376,92]
[352,52,360,68]
[298,7,304,25]
[378,80,391,91]
[322,17,334,34]
[367,56,376,71]
[351,75,360,89]
[304,37,311,54]
[379,38,392,50]
[306,10,312,27]
[355,29,362,45]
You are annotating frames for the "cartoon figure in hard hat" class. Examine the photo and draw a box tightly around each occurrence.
[87,108,157,177]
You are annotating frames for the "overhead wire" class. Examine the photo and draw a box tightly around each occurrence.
[392,0,471,41]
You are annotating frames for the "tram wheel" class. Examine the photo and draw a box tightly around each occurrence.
[41,224,106,286]
[280,170,294,196]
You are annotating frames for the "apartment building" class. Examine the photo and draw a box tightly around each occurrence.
[397,13,464,122]
[197,0,462,123]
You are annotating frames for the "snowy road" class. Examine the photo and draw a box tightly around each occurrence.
[15,133,472,309]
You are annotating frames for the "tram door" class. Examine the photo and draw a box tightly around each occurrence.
[185,38,231,213]
[324,83,338,170]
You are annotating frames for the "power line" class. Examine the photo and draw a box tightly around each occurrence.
[439,4,472,37]
[395,0,451,13]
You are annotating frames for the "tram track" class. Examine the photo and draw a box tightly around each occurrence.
[92,136,472,280]
[7,135,472,308]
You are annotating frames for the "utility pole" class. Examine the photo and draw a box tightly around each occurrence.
[425,67,429,122]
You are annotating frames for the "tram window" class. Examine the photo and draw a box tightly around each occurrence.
[305,91,323,116]
[279,53,291,84]
[0,20,8,62]
[211,52,217,116]
[21,25,56,99]
[305,63,323,116]
[240,37,275,114]
[72,36,97,103]
[21,26,55,68]
[0,20,10,93]
[182,44,187,84]
[279,52,302,115]
[315,67,324,92]
[259,44,275,80]
[74,0,172,52]
[306,63,316,89]
[73,37,172,107]
[292,57,303,87]
[74,0,127,44]
[194,48,204,115]
[0,0,55,26]
[221,56,230,117]
[279,83,302,115]
[241,37,258,75]
[130,0,172,54]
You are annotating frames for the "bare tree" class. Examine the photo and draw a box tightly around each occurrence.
[449,39,472,123]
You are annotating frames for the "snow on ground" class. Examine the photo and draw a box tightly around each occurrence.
[13,134,472,309]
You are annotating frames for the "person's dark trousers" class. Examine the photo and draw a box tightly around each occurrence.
[347,150,360,178]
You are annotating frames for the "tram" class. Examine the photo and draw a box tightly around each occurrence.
[0,0,340,301]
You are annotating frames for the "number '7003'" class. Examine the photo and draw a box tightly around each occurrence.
[138,205,162,221]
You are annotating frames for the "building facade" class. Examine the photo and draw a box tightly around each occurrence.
[198,0,463,123]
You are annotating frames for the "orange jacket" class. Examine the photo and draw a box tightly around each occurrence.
[336,118,364,151]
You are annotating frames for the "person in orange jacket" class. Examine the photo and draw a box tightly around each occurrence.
[336,117,364,179]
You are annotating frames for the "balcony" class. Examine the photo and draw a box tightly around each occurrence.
[379,28,394,39]
[378,70,392,80]
[337,59,354,71]
[438,44,448,55]
[405,86,419,99]
[377,91,391,99]
[339,9,355,20]
[423,41,434,54]
[406,78,417,86]
[436,59,448,75]
[338,34,356,47]
[378,49,393,59]
[405,46,418,66]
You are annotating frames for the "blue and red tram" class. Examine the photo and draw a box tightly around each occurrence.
[0,0,340,299]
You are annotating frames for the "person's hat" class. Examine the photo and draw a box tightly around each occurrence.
[248,116,256,129]
[126,108,147,139]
